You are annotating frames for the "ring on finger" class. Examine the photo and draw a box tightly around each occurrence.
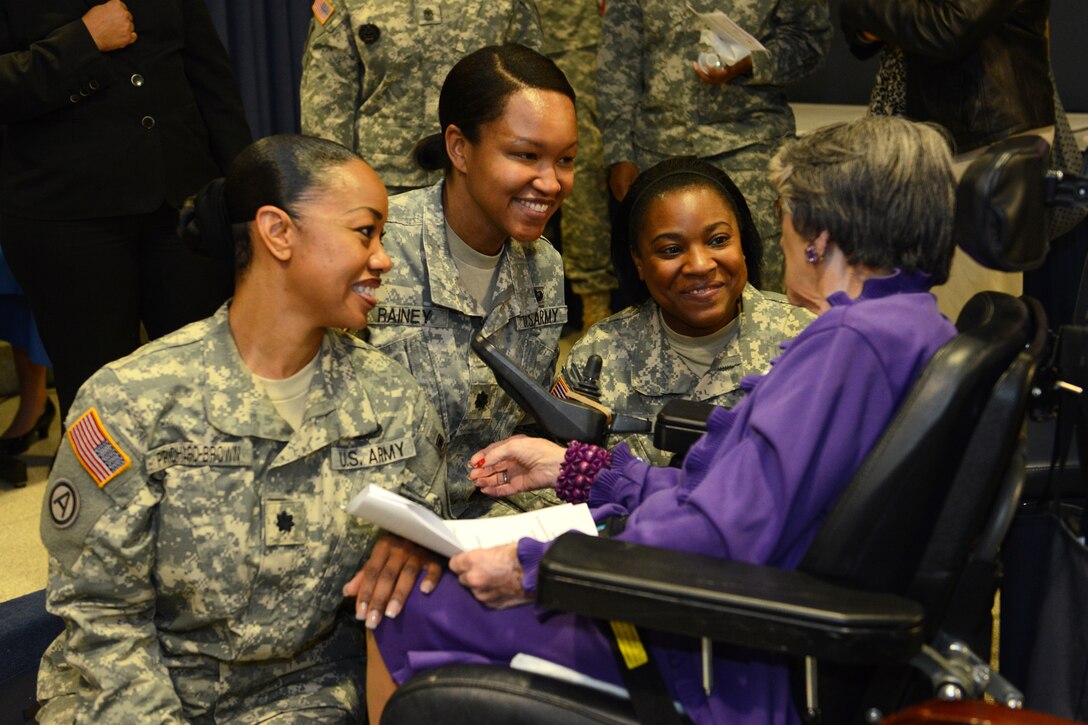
[502,470,509,484]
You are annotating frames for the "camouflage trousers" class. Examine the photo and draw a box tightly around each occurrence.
[550,47,617,296]
[632,143,786,294]
[175,616,365,724]
[38,615,365,723]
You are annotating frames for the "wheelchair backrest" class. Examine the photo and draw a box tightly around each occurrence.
[800,292,1034,596]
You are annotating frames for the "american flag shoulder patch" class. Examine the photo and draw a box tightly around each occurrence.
[550,375,571,400]
[68,408,131,488]
[312,0,335,24]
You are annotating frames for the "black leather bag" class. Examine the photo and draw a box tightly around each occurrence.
[1000,500,1088,719]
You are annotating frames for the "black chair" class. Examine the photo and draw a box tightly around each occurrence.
[381,290,1046,724]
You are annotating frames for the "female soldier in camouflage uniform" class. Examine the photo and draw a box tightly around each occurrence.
[299,0,543,195]
[560,158,812,465]
[365,44,574,520]
[36,135,447,723]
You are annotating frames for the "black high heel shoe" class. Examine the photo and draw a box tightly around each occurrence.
[0,398,56,456]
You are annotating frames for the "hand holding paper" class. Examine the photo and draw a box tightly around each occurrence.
[688,3,765,81]
[694,54,753,85]
[450,542,532,609]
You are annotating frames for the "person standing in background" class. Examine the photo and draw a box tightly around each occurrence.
[841,0,1056,154]
[299,0,543,196]
[840,0,1082,240]
[0,0,252,420]
[598,0,831,293]
[536,0,616,332]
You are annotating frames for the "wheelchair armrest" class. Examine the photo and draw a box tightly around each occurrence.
[538,533,924,665]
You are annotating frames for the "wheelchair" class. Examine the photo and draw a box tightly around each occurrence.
[382,136,1088,724]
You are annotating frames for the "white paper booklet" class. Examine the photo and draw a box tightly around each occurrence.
[345,485,598,558]
[688,3,766,65]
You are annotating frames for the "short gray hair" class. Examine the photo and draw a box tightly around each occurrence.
[769,116,956,284]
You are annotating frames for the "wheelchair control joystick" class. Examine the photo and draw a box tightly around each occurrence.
[471,334,611,445]
[570,354,603,400]
[471,333,716,455]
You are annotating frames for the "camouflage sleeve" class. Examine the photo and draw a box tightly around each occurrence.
[37,372,185,723]
[299,11,361,149]
[749,0,832,86]
[596,0,642,166]
[507,0,544,51]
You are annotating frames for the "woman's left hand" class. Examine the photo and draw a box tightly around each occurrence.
[344,534,444,629]
[692,54,753,84]
[449,543,532,609]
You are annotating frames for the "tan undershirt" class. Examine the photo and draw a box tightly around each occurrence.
[660,307,740,377]
[252,351,320,431]
[446,220,503,314]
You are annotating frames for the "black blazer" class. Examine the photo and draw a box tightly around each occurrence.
[0,0,252,219]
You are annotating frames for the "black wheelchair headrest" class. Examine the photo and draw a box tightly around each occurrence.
[953,135,1050,272]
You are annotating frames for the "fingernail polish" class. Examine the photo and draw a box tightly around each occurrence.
[366,610,381,629]
[356,601,368,621]
[385,601,402,619]
[421,581,435,594]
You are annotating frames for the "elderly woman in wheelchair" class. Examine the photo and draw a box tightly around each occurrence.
[366,115,959,725]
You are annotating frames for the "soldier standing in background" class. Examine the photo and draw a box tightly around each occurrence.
[598,0,831,292]
[536,0,616,332]
[299,0,543,195]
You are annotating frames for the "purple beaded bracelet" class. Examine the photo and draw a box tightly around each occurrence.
[555,440,612,504]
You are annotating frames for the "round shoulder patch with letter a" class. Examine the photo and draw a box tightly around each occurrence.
[49,479,80,529]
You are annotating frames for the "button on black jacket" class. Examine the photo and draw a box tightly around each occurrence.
[841,0,1054,153]
[0,0,252,219]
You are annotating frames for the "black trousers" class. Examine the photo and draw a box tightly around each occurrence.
[0,205,233,419]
